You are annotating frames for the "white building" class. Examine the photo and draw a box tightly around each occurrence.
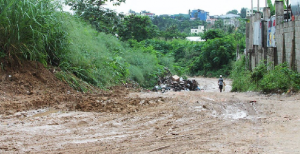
[191,25,204,35]
[186,37,205,42]
[246,7,264,16]
[218,14,240,27]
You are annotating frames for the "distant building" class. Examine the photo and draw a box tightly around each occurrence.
[209,15,219,19]
[190,9,209,21]
[218,14,240,27]
[223,18,240,27]
[160,14,170,17]
[219,14,240,19]
[246,7,264,16]
[186,37,205,42]
[191,25,205,34]
[206,18,217,25]
[171,14,190,19]
[141,13,156,19]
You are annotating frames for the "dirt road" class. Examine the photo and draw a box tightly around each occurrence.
[1,76,300,153]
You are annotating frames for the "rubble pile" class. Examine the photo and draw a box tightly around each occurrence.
[153,68,200,92]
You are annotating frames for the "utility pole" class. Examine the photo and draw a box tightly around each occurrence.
[265,0,267,7]
[251,0,253,15]
[257,0,260,12]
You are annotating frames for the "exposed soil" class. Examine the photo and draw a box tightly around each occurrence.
[1,61,300,153]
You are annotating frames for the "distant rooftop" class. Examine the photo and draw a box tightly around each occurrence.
[186,37,205,42]
[219,14,240,19]
[145,13,155,15]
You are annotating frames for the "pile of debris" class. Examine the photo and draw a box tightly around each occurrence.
[152,68,200,92]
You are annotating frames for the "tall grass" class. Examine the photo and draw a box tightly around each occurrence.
[230,56,252,92]
[0,0,66,65]
[0,1,179,90]
[124,50,161,87]
[60,14,169,89]
[59,15,129,89]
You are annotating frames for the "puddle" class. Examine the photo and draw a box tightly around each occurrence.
[73,139,99,144]
[193,102,255,120]
[203,97,215,101]
[224,109,247,119]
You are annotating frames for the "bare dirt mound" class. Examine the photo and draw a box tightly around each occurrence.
[0,60,162,115]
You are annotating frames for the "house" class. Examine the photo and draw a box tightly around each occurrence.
[219,14,240,27]
[143,13,155,19]
[190,9,209,21]
[186,37,205,42]
[246,7,264,16]
[219,14,240,19]
[191,25,205,34]
[140,12,155,19]
[206,18,217,25]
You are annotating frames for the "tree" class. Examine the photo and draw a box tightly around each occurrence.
[66,0,126,14]
[227,9,238,15]
[82,7,124,34]
[202,29,224,41]
[65,0,126,34]
[240,8,247,18]
[268,0,288,16]
[213,19,225,29]
[118,15,158,42]
[190,36,235,76]
[162,25,187,41]
[267,0,275,16]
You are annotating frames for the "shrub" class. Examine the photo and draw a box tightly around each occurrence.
[124,49,162,88]
[230,56,252,92]
[259,63,300,92]
[190,36,235,76]
[251,62,267,88]
[231,60,300,93]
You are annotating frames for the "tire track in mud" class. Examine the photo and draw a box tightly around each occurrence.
[1,72,300,153]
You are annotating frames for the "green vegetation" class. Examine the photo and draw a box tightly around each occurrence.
[152,15,205,34]
[240,8,247,18]
[59,15,129,89]
[227,9,238,15]
[231,59,300,93]
[118,15,158,42]
[0,0,66,65]
[230,56,252,92]
[65,0,126,35]
[259,64,300,92]
[267,0,276,16]
[267,0,288,16]
[5,0,293,93]
[190,35,235,77]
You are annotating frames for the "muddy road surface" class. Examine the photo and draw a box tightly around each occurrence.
[1,73,300,153]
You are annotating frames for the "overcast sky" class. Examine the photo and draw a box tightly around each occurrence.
[104,0,275,16]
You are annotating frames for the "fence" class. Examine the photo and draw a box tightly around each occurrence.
[246,1,300,73]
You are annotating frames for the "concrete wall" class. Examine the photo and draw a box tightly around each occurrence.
[296,15,300,72]
[246,1,300,73]
[283,22,295,67]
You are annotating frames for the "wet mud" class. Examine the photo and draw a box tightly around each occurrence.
[1,62,300,153]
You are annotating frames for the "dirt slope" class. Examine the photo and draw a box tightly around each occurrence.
[0,61,163,115]
[1,62,300,153]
